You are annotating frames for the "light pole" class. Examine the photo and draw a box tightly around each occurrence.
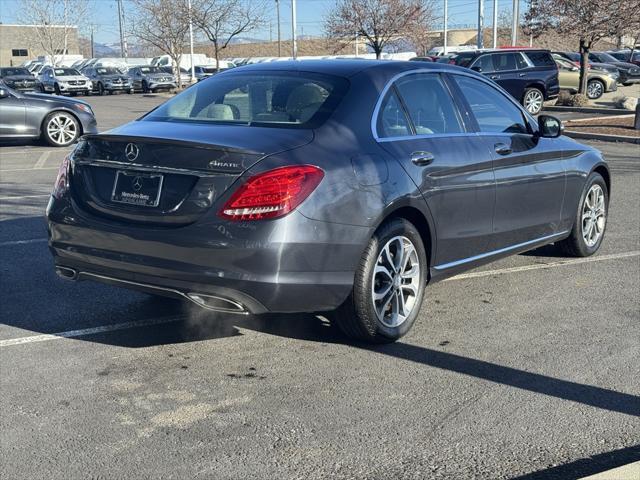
[511,0,519,45]
[477,0,484,49]
[492,0,498,48]
[443,0,448,54]
[291,0,297,59]
[188,0,195,82]
[116,0,127,60]
[276,0,281,57]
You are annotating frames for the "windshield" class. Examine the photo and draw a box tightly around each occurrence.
[1,68,31,76]
[54,68,80,76]
[96,68,121,75]
[597,52,620,63]
[144,71,349,128]
[563,52,580,62]
[450,53,476,67]
[140,66,161,74]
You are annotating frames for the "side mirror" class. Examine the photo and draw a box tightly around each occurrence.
[537,115,563,138]
[0,87,9,99]
[471,66,482,73]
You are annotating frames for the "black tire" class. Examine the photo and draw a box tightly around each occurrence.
[42,111,80,147]
[332,218,428,343]
[622,82,632,87]
[555,172,608,257]
[98,82,105,96]
[54,83,61,95]
[142,81,149,93]
[522,87,544,115]
[586,79,605,99]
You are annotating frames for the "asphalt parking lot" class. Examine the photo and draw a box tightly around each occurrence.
[1,94,639,479]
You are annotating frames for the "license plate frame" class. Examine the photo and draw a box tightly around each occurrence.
[111,170,163,207]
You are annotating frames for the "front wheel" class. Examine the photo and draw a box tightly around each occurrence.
[555,172,608,257]
[97,82,105,96]
[42,111,80,147]
[523,87,544,115]
[587,79,605,99]
[54,83,61,95]
[332,218,427,343]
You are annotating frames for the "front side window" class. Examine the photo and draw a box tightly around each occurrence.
[454,76,529,134]
[394,74,463,135]
[376,90,411,138]
[145,71,348,128]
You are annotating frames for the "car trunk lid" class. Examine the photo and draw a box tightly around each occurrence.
[70,121,313,227]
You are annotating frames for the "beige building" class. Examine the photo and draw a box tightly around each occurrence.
[0,24,80,66]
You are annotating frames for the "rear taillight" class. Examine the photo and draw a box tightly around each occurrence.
[219,165,324,221]
[52,155,70,199]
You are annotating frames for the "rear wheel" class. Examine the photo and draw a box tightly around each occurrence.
[332,218,427,343]
[54,83,61,95]
[142,81,150,93]
[523,87,544,115]
[587,79,605,99]
[42,111,80,147]
[555,172,608,257]
[97,82,105,96]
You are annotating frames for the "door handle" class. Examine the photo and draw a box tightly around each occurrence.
[518,73,527,77]
[490,75,500,80]
[494,143,512,155]
[410,151,435,166]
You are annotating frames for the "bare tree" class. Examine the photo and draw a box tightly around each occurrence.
[190,0,267,71]
[405,3,437,56]
[524,0,640,94]
[131,0,191,87]
[325,0,433,59]
[17,0,91,66]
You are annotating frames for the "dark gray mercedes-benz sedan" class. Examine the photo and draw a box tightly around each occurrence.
[47,60,610,343]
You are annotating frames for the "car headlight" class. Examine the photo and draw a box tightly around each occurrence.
[74,103,94,116]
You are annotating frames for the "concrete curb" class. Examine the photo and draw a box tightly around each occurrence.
[544,106,633,115]
[564,130,640,144]
[580,460,640,480]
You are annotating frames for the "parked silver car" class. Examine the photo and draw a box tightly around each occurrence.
[39,67,92,96]
[82,67,132,95]
[127,66,176,93]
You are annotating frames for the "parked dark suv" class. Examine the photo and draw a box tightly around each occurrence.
[445,49,559,114]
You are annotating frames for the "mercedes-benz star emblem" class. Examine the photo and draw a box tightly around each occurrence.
[132,176,143,191]
[124,143,139,162]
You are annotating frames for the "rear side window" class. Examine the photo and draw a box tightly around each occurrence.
[525,51,555,67]
[146,71,348,128]
[394,74,463,135]
[471,54,494,72]
[377,90,411,138]
[454,76,529,134]
[493,53,518,71]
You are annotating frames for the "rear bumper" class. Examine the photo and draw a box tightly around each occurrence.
[46,196,369,314]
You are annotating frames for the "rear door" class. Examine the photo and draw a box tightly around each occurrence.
[375,72,496,268]
[490,52,526,100]
[450,73,566,250]
[0,92,29,137]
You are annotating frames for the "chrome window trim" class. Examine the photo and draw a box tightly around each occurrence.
[434,231,569,270]
[371,68,538,142]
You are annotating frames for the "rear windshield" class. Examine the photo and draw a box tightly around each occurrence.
[54,68,80,76]
[1,68,30,76]
[562,52,580,62]
[144,71,349,128]
[524,51,555,67]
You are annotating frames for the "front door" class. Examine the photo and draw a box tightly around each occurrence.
[0,94,28,137]
[374,72,496,268]
[451,74,566,250]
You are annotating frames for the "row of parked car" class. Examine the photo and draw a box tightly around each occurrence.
[0,64,223,97]
[411,47,639,114]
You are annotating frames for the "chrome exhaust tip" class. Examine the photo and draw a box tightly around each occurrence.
[186,293,248,314]
[56,266,78,281]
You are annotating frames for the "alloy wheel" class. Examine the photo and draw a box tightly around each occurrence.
[524,90,543,114]
[587,81,603,99]
[582,184,606,247]
[371,236,421,328]
[47,114,77,146]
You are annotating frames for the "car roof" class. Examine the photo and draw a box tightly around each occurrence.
[225,59,464,78]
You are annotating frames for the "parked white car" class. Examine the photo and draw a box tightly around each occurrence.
[39,67,92,96]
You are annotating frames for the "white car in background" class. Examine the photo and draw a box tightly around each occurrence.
[39,67,92,96]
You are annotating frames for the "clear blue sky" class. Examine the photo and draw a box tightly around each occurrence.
[0,0,523,45]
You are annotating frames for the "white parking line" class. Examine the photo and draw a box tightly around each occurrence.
[0,167,58,172]
[0,238,48,247]
[0,194,50,200]
[34,151,51,169]
[446,251,640,281]
[0,316,186,348]
[0,250,638,349]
